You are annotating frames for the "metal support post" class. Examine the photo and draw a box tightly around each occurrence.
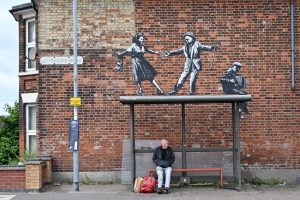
[72,0,79,192]
[235,103,241,190]
[181,104,187,176]
[130,104,136,192]
[233,102,241,190]
[232,103,237,183]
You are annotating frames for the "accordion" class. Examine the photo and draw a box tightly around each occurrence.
[235,76,248,89]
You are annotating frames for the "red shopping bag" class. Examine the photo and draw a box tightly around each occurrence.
[140,175,157,193]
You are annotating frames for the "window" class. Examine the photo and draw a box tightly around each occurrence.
[26,19,36,71]
[26,104,36,152]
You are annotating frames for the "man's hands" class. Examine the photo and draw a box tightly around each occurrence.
[164,51,171,57]
[211,44,218,52]
[212,41,221,52]
[230,78,236,83]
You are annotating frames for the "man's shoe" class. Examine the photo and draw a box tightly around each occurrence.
[188,92,195,95]
[157,187,162,194]
[169,90,177,95]
[239,112,245,120]
[157,90,164,96]
[162,187,169,194]
[137,89,142,96]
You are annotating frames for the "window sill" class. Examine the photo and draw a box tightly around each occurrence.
[19,70,39,76]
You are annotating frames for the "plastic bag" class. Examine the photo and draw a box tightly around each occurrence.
[134,177,144,193]
[140,175,157,193]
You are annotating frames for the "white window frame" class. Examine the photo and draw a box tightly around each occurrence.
[25,18,36,71]
[26,104,36,152]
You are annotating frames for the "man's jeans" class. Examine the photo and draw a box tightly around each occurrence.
[156,166,172,188]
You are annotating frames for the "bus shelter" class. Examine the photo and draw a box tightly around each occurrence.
[120,95,252,191]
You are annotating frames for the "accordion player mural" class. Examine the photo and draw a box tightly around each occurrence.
[220,62,251,119]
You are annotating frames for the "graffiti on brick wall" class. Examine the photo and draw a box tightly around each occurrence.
[220,62,251,119]
[164,32,220,95]
[114,32,223,96]
[114,32,251,117]
[114,33,164,96]
[114,31,250,111]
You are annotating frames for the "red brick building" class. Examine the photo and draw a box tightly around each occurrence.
[10,0,300,183]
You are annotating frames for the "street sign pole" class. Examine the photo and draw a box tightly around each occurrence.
[73,0,79,192]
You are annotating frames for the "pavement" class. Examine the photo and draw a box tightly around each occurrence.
[1,184,300,200]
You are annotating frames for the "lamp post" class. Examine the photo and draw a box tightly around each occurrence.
[73,0,79,192]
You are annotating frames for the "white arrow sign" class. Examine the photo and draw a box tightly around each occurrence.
[40,56,83,65]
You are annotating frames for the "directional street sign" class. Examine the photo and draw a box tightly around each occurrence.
[40,56,83,65]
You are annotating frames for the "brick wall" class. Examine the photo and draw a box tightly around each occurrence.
[19,73,39,158]
[0,157,52,192]
[26,162,43,190]
[20,0,300,173]
[18,12,39,157]
[38,0,135,49]
[18,16,26,158]
[134,0,300,169]
[37,0,136,172]
[0,167,26,191]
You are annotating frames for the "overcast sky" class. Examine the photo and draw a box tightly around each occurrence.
[0,0,30,115]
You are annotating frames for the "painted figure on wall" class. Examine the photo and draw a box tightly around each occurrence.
[220,62,250,119]
[115,33,164,96]
[165,32,220,95]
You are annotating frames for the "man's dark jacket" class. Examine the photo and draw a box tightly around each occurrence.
[152,146,175,168]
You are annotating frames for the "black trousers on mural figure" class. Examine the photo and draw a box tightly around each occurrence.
[171,65,200,95]
[223,88,249,113]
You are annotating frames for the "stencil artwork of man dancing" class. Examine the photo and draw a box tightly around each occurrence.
[165,32,219,95]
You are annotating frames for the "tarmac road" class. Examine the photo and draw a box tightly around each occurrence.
[1,184,300,200]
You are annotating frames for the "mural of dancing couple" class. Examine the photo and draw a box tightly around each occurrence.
[115,32,250,118]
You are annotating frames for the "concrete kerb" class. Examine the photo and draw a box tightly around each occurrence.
[41,183,300,200]
[2,183,300,200]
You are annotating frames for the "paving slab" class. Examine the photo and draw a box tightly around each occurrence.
[1,184,300,200]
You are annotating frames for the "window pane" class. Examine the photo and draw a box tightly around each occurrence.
[28,47,36,69]
[26,20,36,71]
[28,106,36,131]
[29,135,36,152]
[28,21,35,43]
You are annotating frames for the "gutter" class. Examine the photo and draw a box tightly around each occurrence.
[31,0,38,11]
[9,0,38,21]
[291,0,295,90]
[9,3,35,21]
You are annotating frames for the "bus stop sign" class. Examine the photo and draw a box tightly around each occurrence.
[69,120,79,152]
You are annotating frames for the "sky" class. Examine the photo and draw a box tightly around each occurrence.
[0,0,30,115]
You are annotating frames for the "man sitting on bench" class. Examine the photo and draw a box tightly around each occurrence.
[152,139,175,194]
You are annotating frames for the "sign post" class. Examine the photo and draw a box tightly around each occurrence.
[72,0,79,192]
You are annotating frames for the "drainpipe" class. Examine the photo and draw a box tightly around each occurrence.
[31,0,38,11]
[291,0,295,90]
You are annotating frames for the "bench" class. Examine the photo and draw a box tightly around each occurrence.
[148,168,224,187]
